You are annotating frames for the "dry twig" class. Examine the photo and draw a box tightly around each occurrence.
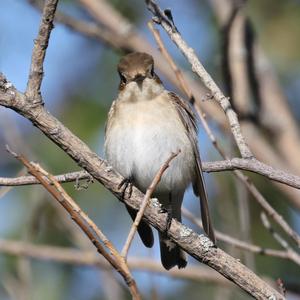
[1,158,300,189]
[146,0,252,159]
[0,239,230,285]
[26,0,58,103]
[260,213,300,266]
[0,75,283,298]
[147,19,300,248]
[0,0,289,297]
[183,208,300,266]
[121,151,180,259]
[32,0,300,209]
[8,150,141,300]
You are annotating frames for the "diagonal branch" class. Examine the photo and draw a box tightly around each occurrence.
[260,212,300,268]
[146,21,300,249]
[29,0,127,50]
[0,0,288,295]
[183,208,300,266]
[0,74,283,300]
[121,151,180,259]
[146,0,252,159]
[8,150,141,300]
[28,0,300,209]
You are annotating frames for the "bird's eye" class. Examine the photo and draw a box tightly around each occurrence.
[118,71,127,84]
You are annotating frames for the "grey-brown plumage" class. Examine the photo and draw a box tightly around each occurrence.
[169,92,216,242]
[105,52,215,270]
[118,52,154,81]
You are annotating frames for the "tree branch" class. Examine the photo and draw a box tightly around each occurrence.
[260,213,300,266]
[183,208,300,266]
[121,151,180,259]
[2,157,300,190]
[26,0,59,103]
[0,0,289,296]
[146,20,300,248]
[0,239,230,285]
[0,73,283,299]
[9,151,141,300]
[29,0,300,209]
[146,0,252,159]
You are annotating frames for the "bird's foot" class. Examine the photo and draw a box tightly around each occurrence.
[118,177,133,201]
[159,206,173,236]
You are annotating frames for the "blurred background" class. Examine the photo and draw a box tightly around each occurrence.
[1,0,300,299]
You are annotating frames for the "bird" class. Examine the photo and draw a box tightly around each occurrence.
[104,52,215,270]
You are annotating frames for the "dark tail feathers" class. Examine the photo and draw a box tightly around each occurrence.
[159,232,187,270]
[125,204,154,248]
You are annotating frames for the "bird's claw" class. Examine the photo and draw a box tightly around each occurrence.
[159,206,173,236]
[118,177,133,200]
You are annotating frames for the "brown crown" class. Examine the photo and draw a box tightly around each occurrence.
[118,52,154,80]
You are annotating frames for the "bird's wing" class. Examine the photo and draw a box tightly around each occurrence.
[104,99,117,137]
[168,92,216,243]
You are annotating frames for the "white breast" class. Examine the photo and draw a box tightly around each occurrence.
[105,91,195,193]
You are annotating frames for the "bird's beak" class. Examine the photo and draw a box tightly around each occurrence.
[133,74,146,90]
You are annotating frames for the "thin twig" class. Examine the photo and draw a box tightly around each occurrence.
[0,1,287,296]
[30,0,300,209]
[26,0,59,103]
[121,151,180,259]
[148,22,192,100]
[147,20,227,157]
[261,212,300,266]
[146,0,252,159]
[0,170,89,186]
[183,208,300,266]
[8,150,141,300]
[29,0,126,50]
[147,18,300,249]
[0,239,230,285]
[0,60,284,300]
[2,158,300,190]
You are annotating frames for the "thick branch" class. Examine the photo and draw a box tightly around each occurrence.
[145,22,300,249]
[0,74,283,299]
[29,0,300,208]
[183,208,300,266]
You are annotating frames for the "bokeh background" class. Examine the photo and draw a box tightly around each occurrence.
[1,0,300,299]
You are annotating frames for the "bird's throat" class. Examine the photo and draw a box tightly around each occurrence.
[119,78,164,103]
